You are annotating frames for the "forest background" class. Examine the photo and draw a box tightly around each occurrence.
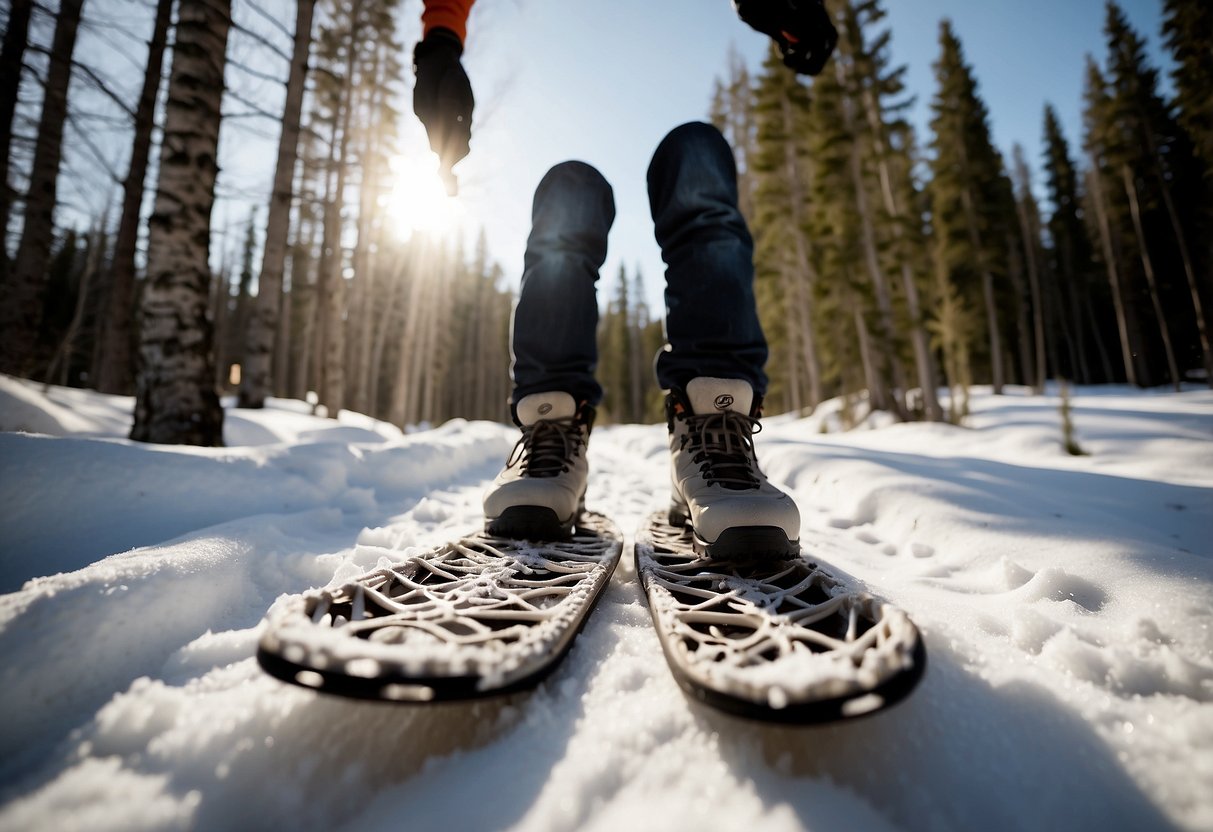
[0,0,1207,440]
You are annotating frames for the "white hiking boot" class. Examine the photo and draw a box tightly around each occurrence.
[667,377,800,560]
[484,391,592,539]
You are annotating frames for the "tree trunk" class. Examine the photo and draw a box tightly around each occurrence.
[780,263,802,414]
[1087,166,1136,385]
[1135,93,1213,388]
[319,3,363,416]
[1006,236,1035,387]
[93,0,172,394]
[0,0,84,376]
[860,86,942,421]
[0,0,33,260]
[293,204,322,399]
[1014,194,1047,392]
[273,253,292,397]
[852,302,879,417]
[239,0,315,408]
[955,137,1003,393]
[837,56,905,417]
[130,0,230,446]
[47,222,106,386]
[779,95,822,410]
[1122,164,1180,390]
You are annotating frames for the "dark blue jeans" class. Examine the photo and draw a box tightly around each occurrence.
[510,121,768,406]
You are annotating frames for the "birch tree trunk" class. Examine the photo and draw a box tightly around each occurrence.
[130,0,230,446]
[0,0,33,259]
[93,0,172,394]
[239,0,315,408]
[0,0,84,376]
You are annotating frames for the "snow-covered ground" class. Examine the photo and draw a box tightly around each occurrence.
[1,373,1210,832]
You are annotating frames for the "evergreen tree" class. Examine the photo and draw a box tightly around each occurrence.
[1162,0,1213,172]
[806,40,884,410]
[840,0,942,420]
[1042,103,1115,383]
[750,45,822,414]
[1161,0,1213,387]
[1096,3,1206,387]
[927,20,1013,395]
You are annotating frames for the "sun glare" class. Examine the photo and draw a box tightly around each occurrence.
[381,153,461,240]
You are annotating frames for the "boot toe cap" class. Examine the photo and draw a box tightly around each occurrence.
[694,493,800,543]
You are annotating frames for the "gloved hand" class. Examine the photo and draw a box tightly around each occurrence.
[734,0,838,76]
[413,27,473,195]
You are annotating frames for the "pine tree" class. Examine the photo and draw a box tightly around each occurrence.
[1011,144,1048,391]
[841,0,942,420]
[130,0,231,445]
[1082,56,1139,386]
[928,20,1013,395]
[806,39,886,411]
[1043,103,1115,383]
[1162,0,1213,172]
[836,1,920,416]
[750,45,822,414]
[1161,0,1213,387]
[1104,1,1210,387]
[1098,3,1205,387]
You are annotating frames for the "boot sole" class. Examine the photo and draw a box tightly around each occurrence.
[486,506,578,541]
[670,499,799,562]
[693,526,800,563]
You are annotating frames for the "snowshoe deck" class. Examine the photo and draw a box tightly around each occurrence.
[635,512,925,724]
[258,512,622,702]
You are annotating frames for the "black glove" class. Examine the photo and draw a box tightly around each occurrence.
[734,0,838,76]
[413,27,473,195]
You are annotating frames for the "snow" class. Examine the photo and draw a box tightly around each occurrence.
[1,373,1211,831]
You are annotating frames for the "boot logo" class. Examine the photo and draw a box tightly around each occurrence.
[714,394,734,410]
[538,403,553,415]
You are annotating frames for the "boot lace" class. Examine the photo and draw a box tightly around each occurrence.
[680,410,763,490]
[506,418,584,478]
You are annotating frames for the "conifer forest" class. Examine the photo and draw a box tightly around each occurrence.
[0,0,1209,445]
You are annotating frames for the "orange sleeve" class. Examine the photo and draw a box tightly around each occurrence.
[422,0,475,44]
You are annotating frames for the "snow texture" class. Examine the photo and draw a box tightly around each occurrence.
[1,373,1211,831]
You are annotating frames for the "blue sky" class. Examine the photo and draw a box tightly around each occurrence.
[439,0,1171,309]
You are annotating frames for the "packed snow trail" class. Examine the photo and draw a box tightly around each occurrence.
[0,375,1210,831]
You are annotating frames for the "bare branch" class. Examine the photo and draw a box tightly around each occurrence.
[228,56,286,86]
[223,87,283,122]
[25,45,137,118]
[244,0,295,43]
[64,111,124,185]
[230,21,291,64]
